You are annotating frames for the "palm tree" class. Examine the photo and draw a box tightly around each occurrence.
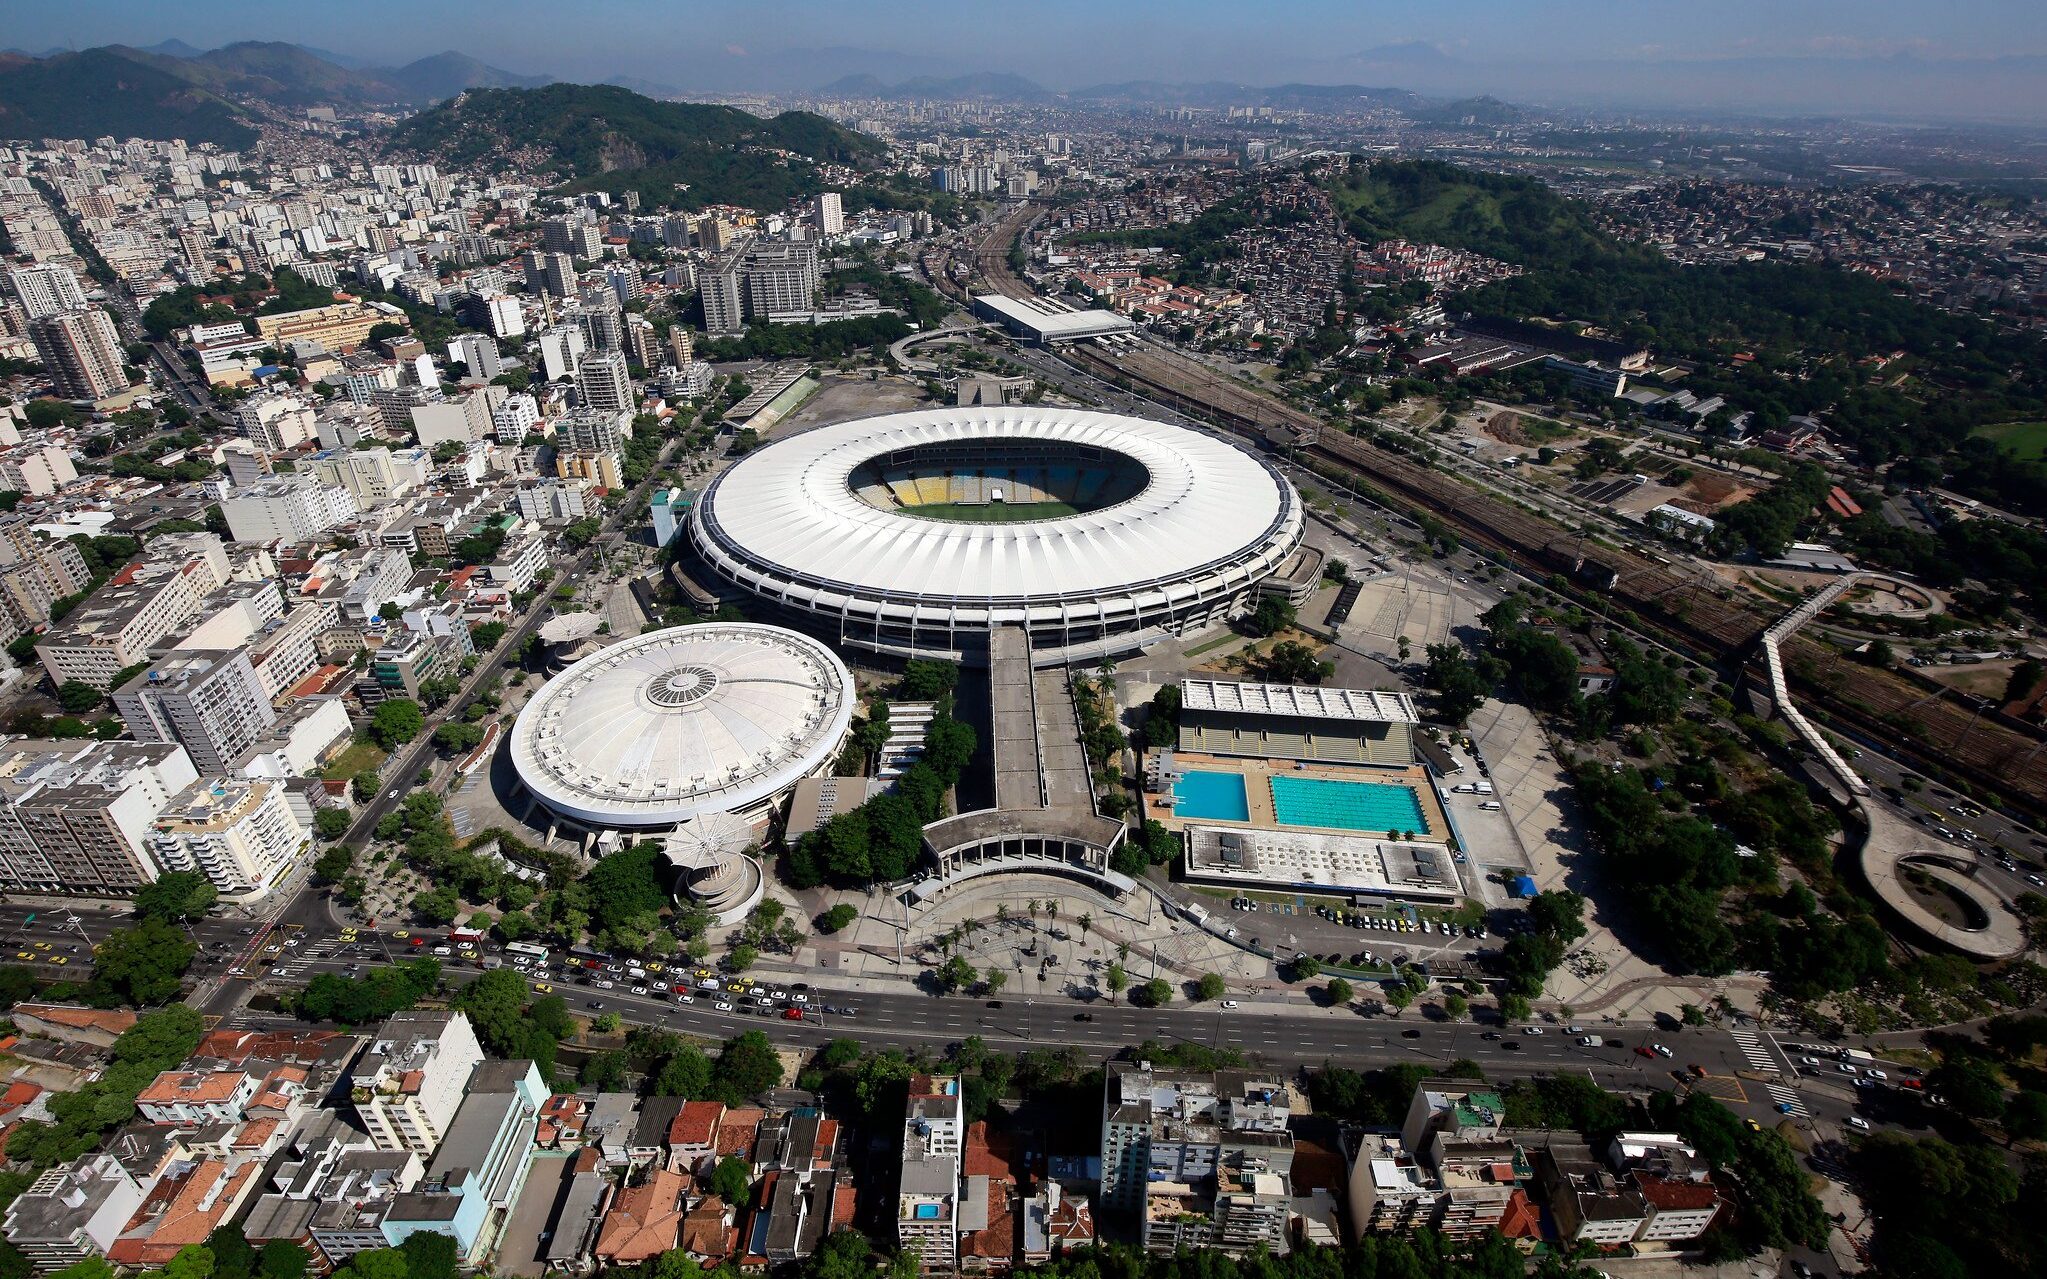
[1027,899,1040,920]
[996,903,1011,925]
[1046,901,1059,924]
[1397,635,1411,662]
[1117,942,1130,964]
[1078,912,1093,937]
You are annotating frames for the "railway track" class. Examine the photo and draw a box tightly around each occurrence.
[973,209,2047,810]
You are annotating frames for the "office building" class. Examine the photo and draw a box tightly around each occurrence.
[0,739,198,894]
[219,474,359,544]
[236,394,318,452]
[575,351,634,415]
[1100,1061,1296,1256]
[6,264,88,320]
[348,1011,487,1156]
[29,308,129,401]
[114,649,278,775]
[649,486,690,547]
[814,193,844,236]
[252,302,387,353]
[149,776,309,898]
[447,333,503,381]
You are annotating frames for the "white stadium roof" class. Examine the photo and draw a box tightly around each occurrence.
[973,293,1136,342]
[509,623,854,829]
[691,407,1296,608]
[1180,679,1419,725]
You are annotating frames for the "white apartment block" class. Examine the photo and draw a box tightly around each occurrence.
[2,1155,149,1269]
[149,775,308,898]
[5,264,88,319]
[135,1070,262,1126]
[410,392,494,447]
[114,648,278,775]
[0,443,79,495]
[350,1011,486,1156]
[0,739,198,894]
[491,392,541,443]
[310,447,412,505]
[447,332,503,381]
[814,192,845,236]
[237,394,318,452]
[35,536,233,688]
[220,474,359,544]
[246,602,336,702]
[575,351,633,415]
[486,534,550,594]
[515,478,590,523]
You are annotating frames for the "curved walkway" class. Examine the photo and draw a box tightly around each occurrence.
[1764,575,2027,960]
[888,322,993,373]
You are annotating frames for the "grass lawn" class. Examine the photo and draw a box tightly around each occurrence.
[901,500,1079,523]
[1975,419,2047,461]
[323,740,388,783]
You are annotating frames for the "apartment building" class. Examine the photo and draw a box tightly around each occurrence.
[575,351,634,416]
[0,516,90,644]
[148,775,308,898]
[1099,1061,1296,1257]
[0,739,198,894]
[134,1070,262,1126]
[220,474,358,544]
[380,1060,546,1264]
[35,535,232,687]
[349,1012,487,1156]
[745,240,822,321]
[29,308,128,401]
[897,1075,963,1273]
[447,333,503,381]
[515,478,591,523]
[236,395,317,452]
[411,390,497,448]
[2,1156,149,1269]
[1347,1081,1534,1244]
[0,442,79,496]
[700,252,746,335]
[5,264,88,319]
[309,447,414,505]
[113,649,277,774]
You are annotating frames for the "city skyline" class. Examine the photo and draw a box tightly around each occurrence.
[10,0,2047,123]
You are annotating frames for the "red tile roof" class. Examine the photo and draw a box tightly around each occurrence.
[1636,1174,1721,1212]
[669,1100,723,1149]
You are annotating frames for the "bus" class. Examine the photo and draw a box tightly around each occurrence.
[504,942,549,962]
[448,928,486,946]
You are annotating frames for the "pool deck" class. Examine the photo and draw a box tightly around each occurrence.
[1147,753,1448,843]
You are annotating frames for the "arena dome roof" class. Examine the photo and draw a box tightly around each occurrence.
[509,623,855,830]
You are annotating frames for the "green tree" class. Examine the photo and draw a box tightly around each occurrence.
[257,1241,308,1279]
[1138,977,1172,1007]
[434,721,485,753]
[654,1044,714,1098]
[55,681,103,713]
[1105,963,1128,1002]
[818,903,857,933]
[133,871,217,924]
[1196,973,1226,1001]
[352,770,382,803]
[709,1156,752,1206]
[314,808,352,841]
[1326,977,1355,1006]
[88,918,195,1006]
[712,1030,783,1103]
[368,699,424,748]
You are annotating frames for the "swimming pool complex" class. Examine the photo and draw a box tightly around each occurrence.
[1268,774,1429,834]
[1172,770,1251,822]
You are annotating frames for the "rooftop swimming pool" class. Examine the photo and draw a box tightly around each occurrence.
[1172,770,1251,822]
[1268,775,1428,834]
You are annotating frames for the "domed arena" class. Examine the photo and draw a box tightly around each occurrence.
[686,407,1307,665]
[508,622,855,834]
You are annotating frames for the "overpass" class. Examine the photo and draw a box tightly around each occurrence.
[1765,574,2025,959]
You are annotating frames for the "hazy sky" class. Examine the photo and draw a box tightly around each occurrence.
[12,1,2047,119]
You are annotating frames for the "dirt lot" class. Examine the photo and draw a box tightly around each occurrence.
[1680,471,1755,510]
[773,373,930,434]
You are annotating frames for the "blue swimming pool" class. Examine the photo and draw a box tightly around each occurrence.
[1173,770,1251,822]
[1269,775,1428,834]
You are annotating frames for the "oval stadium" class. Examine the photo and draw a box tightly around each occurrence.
[508,622,855,834]
[686,407,1309,665]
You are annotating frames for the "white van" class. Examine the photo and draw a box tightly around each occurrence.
[1480,800,1503,811]
[1474,781,1495,795]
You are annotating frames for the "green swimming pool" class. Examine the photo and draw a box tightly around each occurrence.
[1269,775,1428,834]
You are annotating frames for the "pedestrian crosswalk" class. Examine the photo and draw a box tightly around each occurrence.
[1764,1083,1809,1117]
[1731,1027,1780,1074]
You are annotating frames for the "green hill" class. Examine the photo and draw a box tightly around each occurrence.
[387,83,884,210]
[127,40,403,106]
[0,48,257,146]
[1329,158,1618,267]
